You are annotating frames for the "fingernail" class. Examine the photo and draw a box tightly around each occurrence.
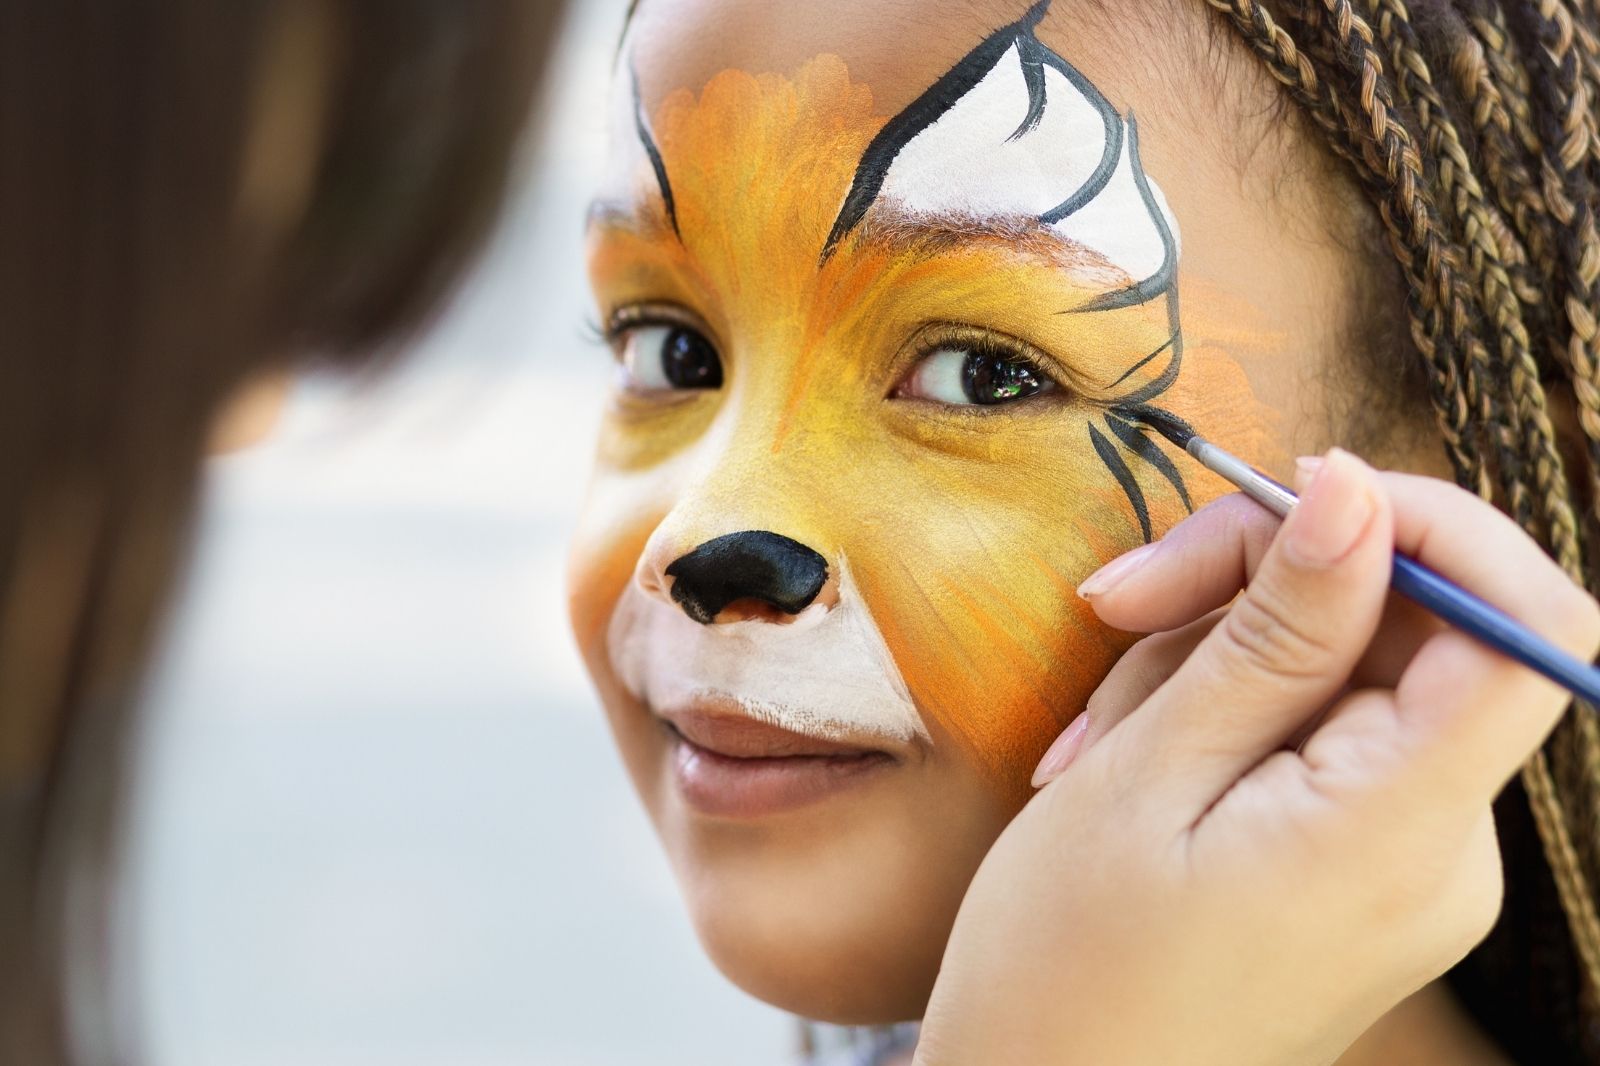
[1077,542,1159,599]
[1032,714,1090,788]
[1293,455,1324,490]
[1285,449,1376,567]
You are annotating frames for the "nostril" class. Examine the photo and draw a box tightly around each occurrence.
[664,530,829,625]
[809,569,840,611]
[708,597,809,625]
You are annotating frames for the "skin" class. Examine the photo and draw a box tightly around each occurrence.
[569,0,1488,1041]
[919,452,1599,1064]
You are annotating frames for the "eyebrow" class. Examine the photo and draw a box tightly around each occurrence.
[585,199,1120,270]
[849,206,1119,277]
[584,197,674,238]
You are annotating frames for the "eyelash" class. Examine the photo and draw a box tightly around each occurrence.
[599,303,711,351]
[894,324,1074,404]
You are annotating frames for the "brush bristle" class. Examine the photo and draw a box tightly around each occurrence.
[1119,405,1197,449]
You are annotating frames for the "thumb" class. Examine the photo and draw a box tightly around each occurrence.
[1108,448,1395,818]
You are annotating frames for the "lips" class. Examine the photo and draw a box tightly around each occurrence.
[665,708,884,758]
[661,706,896,818]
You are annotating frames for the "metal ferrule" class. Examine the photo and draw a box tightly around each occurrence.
[1188,440,1298,519]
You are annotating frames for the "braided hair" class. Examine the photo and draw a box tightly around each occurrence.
[1206,0,1600,1059]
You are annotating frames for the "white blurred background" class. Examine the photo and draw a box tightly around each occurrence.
[126,3,798,1063]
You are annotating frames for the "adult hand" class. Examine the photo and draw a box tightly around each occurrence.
[916,449,1600,1066]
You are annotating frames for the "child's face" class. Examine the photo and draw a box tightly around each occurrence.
[570,0,1442,1021]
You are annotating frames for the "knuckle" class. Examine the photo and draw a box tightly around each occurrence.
[1377,816,1504,967]
[1216,583,1339,682]
[1433,479,1480,511]
[1461,822,1507,941]
[1432,858,1504,966]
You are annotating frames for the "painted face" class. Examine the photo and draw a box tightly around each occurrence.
[570,0,1338,1022]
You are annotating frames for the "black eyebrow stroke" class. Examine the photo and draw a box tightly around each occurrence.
[821,0,1084,263]
[632,64,680,239]
[1024,35,1122,224]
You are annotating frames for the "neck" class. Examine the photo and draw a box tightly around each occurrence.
[1333,980,1509,1066]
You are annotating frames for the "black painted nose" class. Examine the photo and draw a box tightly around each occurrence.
[664,530,829,625]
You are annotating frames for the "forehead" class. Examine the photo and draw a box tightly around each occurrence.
[607,0,1200,301]
[624,0,1206,141]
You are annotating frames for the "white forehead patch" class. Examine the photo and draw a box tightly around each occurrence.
[875,42,1111,225]
[1049,116,1178,285]
[825,2,1178,296]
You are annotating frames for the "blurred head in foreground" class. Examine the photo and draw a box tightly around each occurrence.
[573,0,1600,1059]
[0,3,558,1061]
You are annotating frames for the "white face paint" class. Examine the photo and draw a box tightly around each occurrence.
[825,6,1179,295]
[607,560,929,746]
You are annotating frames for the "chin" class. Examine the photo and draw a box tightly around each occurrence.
[671,814,981,1022]
[643,712,1020,1023]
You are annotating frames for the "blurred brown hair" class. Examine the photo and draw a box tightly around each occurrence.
[0,2,561,1061]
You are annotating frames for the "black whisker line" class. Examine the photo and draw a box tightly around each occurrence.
[1106,334,1176,390]
[1114,329,1182,407]
[1089,422,1152,543]
[1104,411,1193,512]
[632,64,680,240]
[1114,402,1195,448]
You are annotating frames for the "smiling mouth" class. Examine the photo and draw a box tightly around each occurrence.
[660,707,897,818]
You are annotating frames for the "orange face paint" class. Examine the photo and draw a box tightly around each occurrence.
[575,17,1277,790]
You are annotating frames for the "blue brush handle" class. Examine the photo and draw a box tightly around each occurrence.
[1390,553,1600,707]
[1186,439,1600,707]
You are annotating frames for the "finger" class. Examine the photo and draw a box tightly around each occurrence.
[1081,612,1222,750]
[1330,473,1600,805]
[1390,631,1585,808]
[1084,473,1447,679]
[1106,448,1396,817]
[1081,494,1279,634]
[1349,595,1446,689]
[1377,471,1591,636]
[1034,614,1222,788]
[1085,492,1446,686]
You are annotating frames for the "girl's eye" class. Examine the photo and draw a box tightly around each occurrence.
[899,346,1056,406]
[618,324,724,392]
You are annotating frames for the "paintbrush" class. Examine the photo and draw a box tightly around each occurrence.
[1123,406,1600,707]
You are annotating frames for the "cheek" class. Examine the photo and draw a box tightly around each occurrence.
[845,448,1149,793]
[567,475,659,669]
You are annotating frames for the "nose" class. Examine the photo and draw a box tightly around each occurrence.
[664,530,830,625]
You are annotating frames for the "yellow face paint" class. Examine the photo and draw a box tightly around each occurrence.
[576,32,1278,790]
